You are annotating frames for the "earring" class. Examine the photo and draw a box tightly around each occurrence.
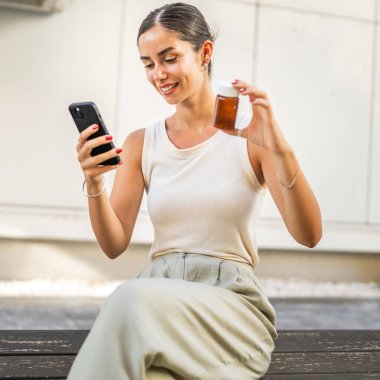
[203,63,208,72]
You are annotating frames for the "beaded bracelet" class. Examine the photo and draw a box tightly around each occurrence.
[279,168,299,189]
[82,178,105,198]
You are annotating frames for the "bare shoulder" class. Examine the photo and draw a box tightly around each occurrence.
[121,128,146,165]
[123,128,145,147]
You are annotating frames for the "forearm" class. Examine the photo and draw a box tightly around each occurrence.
[273,149,322,247]
[86,181,129,259]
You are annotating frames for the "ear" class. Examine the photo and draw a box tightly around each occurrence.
[201,40,213,65]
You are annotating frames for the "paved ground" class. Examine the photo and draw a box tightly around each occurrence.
[0,297,379,330]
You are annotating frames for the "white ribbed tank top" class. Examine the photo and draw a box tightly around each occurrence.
[141,113,267,268]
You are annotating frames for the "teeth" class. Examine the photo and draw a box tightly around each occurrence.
[161,83,177,92]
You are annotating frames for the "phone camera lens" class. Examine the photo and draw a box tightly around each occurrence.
[73,111,83,119]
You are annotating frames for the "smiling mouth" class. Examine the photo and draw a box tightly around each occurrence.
[160,82,179,94]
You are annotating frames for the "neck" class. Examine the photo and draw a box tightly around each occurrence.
[170,82,216,133]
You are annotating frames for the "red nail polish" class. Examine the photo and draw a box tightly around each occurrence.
[115,148,122,154]
[92,125,99,130]
[105,136,113,141]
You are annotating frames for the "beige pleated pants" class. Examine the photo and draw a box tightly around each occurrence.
[67,252,278,380]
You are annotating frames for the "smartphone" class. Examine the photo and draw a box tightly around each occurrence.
[68,101,120,166]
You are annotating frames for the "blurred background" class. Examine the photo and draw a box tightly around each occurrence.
[0,0,379,329]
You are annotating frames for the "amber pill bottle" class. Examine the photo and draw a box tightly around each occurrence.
[212,82,240,130]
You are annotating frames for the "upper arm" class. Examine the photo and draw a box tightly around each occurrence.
[109,128,145,242]
[247,139,288,225]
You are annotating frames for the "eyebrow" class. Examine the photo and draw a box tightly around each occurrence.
[139,47,177,61]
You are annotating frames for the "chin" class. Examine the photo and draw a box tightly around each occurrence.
[163,98,180,105]
[160,93,182,105]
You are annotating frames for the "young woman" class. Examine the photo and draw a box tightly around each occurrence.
[68,3,322,379]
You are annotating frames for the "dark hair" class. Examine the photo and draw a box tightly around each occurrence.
[137,2,218,79]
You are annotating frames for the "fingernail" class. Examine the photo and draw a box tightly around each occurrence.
[92,125,99,130]
[118,161,123,165]
[115,148,122,154]
[105,136,113,141]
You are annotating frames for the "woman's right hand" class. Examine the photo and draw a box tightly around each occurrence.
[76,124,123,186]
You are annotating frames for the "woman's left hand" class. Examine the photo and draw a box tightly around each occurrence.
[230,79,291,155]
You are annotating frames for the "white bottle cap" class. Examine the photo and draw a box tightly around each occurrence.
[216,81,239,97]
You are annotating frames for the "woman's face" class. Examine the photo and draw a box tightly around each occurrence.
[138,24,208,105]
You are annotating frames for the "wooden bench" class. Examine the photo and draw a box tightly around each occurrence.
[0,330,379,379]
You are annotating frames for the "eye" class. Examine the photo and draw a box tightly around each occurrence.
[143,63,153,69]
[164,57,177,63]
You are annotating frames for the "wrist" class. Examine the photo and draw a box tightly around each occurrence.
[85,175,103,187]
[83,176,105,198]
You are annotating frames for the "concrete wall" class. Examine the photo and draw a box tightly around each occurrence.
[0,238,379,282]
[1,0,380,280]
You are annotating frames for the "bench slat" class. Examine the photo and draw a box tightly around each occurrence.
[268,352,380,374]
[0,331,89,355]
[1,352,379,378]
[0,355,74,379]
[0,330,379,378]
[1,330,379,354]
[263,374,380,379]
[274,330,380,352]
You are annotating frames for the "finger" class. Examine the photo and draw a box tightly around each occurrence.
[232,79,254,89]
[251,98,272,110]
[78,124,100,145]
[78,135,114,159]
[239,86,267,99]
[232,80,267,99]
[93,148,123,167]
[235,128,245,138]
[86,162,123,178]
[81,148,122,169]
[76,124,102,153]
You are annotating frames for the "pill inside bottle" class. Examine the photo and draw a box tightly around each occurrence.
[212,82,240,130]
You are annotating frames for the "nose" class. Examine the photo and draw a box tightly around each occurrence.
[153,64,167,82]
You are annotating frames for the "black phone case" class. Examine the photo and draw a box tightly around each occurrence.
[68,101,120,166]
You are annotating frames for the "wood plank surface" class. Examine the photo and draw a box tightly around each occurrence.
[1,330,379,354]
[0,355,74,379]
[0,330,89,354]
[273,330,380,352]
[268,352,380,374]
[263,374,380,380]
[0,330,379,379]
